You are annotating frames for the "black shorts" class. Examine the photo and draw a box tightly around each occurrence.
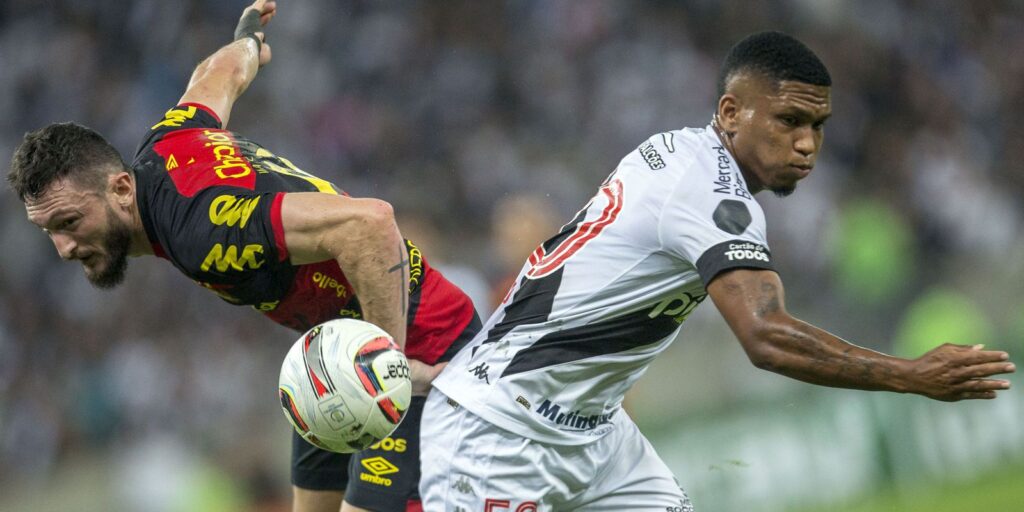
[292,395,426,511]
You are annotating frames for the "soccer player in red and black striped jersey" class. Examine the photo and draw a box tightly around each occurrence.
[7,2,478,511]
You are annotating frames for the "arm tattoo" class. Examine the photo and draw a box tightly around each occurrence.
[388,243,410,315]
[787,322,895,388]
[755,281,781,317]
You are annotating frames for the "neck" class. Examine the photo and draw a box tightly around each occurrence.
[711,116,764,195]
[127,191,154,257]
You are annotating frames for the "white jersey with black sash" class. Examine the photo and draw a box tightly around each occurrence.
[433,124,775,445]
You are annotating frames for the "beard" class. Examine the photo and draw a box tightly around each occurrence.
[772,185,797,198]
[86,205,132,289]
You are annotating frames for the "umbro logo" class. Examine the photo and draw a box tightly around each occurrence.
[451,475,475,495]
[468,363,491,384]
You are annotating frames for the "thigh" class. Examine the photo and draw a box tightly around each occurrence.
[572,418,693,511]
[419,392,576,512]
[292,429,352,491]
[345,395,426,511]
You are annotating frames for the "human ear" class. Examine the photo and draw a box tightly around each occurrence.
[716,94,740,136]
[110,172,134,208]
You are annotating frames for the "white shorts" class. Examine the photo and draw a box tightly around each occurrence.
[419,390,694,511]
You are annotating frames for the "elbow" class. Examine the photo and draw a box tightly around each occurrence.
[363,198,396,225]
[355,198,399,238]
[739,322,788,372]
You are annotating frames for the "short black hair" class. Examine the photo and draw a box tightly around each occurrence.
[8,122,128,202]
[717,31,831,96]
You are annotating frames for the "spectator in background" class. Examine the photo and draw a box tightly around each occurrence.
[487,193,560,308]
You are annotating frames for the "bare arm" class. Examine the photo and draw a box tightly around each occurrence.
[281,193,409,350]
[179,0,276,127]
[707,268,1014,401]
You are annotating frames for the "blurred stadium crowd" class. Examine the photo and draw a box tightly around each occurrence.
[1,1,1022,510]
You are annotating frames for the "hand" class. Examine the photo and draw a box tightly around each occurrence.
[409,360,448,396]
[909,343,1015,401]
[238,0,276,66]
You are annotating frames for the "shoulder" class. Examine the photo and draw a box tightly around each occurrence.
[133,103,223,161]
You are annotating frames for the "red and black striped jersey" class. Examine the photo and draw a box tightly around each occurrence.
[131,103,477,364]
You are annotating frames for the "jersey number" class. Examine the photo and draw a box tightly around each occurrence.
[525,179,624,280]
[484,499,538,512]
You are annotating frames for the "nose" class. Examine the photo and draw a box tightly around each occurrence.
[52,233,78,260]
[794,127,815,157]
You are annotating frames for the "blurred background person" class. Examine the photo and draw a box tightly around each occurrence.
[487,193,561,309]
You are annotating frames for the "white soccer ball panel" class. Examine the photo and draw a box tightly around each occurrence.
[277,319,412,453]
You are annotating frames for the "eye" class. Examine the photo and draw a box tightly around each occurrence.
[812,120,826,131]
[57,217,78,230]
[780,115,799,127]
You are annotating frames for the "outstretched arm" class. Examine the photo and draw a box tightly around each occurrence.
[280,193,409,350]
[707,268,1015,401]
[179,0,276,128]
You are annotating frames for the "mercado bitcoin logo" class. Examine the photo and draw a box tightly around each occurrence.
[360,456,399,487]
[200,244,266,272]
[209,195,260,228]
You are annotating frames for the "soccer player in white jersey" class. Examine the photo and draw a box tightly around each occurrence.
[419,32,1016,511]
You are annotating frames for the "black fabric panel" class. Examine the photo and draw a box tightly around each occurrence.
[501,307,682,376]
[695,240,775,287]
[437,311,482,363]
[480,203,594,346]
[482,267,564,345]
[345,396,426,509]
[291,431,351,490]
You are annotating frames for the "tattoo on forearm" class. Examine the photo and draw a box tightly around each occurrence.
[755,281,781,317]
[786,322,894,388]
[388,244,410,315]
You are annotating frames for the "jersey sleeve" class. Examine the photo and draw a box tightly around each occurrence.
[657,148,774,287]
[151,186,290,282]
[134,103,223,160]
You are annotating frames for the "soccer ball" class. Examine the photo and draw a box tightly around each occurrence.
[278,319,412,453]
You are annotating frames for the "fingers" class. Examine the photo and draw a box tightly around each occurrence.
[260,2,276,25]
[431,361,449,379]
[947,379,1010,401]
[259,43,272,66]
[958,391,998,400]
[958,378,1011,392]
[259,1,277,18]
[959,347,1011,365]
[248,0,276,19]
[956,361,1017,379]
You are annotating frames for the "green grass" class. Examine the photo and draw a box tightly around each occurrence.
[793,464,1024,512]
